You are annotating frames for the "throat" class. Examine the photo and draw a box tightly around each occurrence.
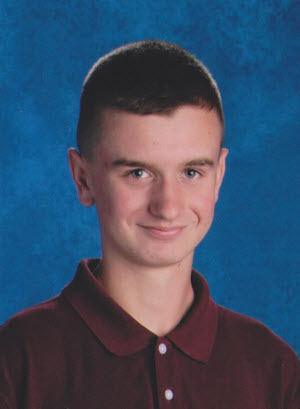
[134,285,195,336]
[95,260,195,336]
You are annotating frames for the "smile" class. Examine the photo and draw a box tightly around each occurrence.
[139,225,185,239]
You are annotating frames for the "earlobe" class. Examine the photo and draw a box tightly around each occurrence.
[68,148,95,207]
[215,148,228,202]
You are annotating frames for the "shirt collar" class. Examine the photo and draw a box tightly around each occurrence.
[62,259,218,363]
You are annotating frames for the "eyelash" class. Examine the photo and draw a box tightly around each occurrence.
[184,168,202,178]
[127,168,203,179]
[129,169,149,178]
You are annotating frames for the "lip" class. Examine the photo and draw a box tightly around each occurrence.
[139,225,185,239]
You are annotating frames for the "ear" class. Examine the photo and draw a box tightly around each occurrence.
[214,148,228,202]
[68,148,95,207]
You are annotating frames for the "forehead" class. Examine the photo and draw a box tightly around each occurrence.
[94,105,223,163]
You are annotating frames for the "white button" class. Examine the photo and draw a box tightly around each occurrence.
[165,389,174,400]
[158,343,167,354]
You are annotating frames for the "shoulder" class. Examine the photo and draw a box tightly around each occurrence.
[1,295,64,339]
[217,304,298,359]
[214,305,300,407]
[0,295,72,408]
[216,305,299,385]
[0,294,75,360]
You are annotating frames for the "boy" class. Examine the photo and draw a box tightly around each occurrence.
[1,40,299,409]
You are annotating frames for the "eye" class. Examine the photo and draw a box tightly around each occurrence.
[129,169,149,179]
[184,168,200,178]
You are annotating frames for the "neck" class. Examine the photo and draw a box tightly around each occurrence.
[95,255,195,336]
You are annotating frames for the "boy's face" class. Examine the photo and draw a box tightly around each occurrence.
[70,105,227,270]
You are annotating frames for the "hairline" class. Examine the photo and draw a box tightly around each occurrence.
[80,103,225,163]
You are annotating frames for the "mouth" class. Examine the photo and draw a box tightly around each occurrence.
[139,225,185,239]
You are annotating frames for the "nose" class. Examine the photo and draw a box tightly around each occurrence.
[148,178,184,221]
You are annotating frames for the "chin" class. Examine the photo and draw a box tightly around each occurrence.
[125,247,195,269]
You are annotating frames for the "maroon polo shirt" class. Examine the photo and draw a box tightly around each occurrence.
[0,259,299,409]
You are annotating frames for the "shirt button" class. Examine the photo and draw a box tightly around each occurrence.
[158,343,167,355]
[165,389,174,400]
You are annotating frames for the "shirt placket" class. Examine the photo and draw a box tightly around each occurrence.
[155,337,181,409]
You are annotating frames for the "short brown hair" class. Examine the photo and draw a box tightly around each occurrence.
[77,40,224,159]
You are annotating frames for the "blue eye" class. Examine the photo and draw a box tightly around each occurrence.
[184,169,199,178]
[130,169,147,178]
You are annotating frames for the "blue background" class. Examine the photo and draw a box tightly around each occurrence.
[0,1,299,355]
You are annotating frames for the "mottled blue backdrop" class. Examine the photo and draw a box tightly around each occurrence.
[1,1,299,354]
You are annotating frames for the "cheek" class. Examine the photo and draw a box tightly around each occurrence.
[95,183,145,223]
[203,195,216,212]
[192,191,216,222]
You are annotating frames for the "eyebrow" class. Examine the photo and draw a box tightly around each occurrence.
[184,158,215,167]
[111,157,215,169]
